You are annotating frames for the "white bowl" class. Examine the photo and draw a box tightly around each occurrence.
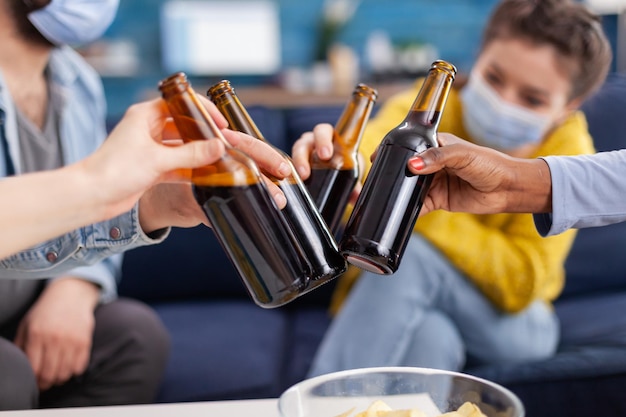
[278,367,524,417]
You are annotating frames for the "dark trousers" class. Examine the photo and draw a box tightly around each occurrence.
[0,298,170,410]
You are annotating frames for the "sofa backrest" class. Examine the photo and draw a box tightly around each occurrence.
[560,72,626,299]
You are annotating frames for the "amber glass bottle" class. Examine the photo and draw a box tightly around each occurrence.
[207,80,346,292]
[339,60,457,275]
[304,84,377,235]
[159,72,310,308]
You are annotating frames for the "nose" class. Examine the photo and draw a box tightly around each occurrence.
[496,86,519,106]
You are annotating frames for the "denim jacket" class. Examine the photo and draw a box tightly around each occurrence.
[0,46,168,303]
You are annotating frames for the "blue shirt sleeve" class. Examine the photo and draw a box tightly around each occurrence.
[0,204,170,281]
[534,150,626,236]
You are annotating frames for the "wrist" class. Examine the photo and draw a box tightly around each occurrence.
[506,158,552,213]
[47,277,100,310]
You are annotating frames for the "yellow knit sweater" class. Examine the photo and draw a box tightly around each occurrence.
[331,80,595,314]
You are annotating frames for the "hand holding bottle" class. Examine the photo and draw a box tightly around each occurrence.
[407,132,553,216]
[136,96,291,234]
[291,124,364,205]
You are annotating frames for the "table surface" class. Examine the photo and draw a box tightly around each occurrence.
[0,398,279,417]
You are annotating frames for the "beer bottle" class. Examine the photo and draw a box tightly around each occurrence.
[207,80,347,292]
[159,72,310,308]
[304,83,378,235]
[339,60,456,275]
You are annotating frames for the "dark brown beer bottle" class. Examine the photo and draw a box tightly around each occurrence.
[339,60,456,275]
[304,84,378,235]
[159,72,310,308]
[207,80,346,292]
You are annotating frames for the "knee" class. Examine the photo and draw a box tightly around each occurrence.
[470,319,558,365]
[98,299,170,366]
[0,339,38,410]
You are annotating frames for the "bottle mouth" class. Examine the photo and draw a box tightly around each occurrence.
[431,60,457,79]
[345,254,391,275]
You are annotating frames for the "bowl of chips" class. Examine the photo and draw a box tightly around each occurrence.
[278,367,524,417]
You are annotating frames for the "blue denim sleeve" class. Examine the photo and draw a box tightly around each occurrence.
[0,204,170,280]
[534,150,626,236]
[48,254,122,304]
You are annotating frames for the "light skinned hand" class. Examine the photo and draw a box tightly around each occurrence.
[14,278,99,390]
[85,98,289,231]
[137,102,293,234]
[406,133,552,216]
[291,123,363,203]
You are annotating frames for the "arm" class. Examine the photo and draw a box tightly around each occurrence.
[536,150,626,235]
[0,99,291,261]
[412,134,626,234]
[409,133,553,215]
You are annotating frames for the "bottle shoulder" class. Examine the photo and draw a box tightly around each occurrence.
[380,122,438,151]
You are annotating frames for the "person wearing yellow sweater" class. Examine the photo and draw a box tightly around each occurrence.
[291,0,612,376]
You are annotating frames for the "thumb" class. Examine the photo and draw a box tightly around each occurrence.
[407,133,472,175]
[159,138,225,174]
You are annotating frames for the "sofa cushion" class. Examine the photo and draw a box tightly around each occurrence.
[154,300,289,402]
[468,292,626,384]
[282,307,332,389]
[120,226,248,302]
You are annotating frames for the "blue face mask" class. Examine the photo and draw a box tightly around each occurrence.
[460,72,552,151]
[27,0,120,46]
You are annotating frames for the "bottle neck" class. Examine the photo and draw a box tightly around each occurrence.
[334,89,377,150]
[404,68,454,130]
[208,83,266,141]
[161,80,230,147]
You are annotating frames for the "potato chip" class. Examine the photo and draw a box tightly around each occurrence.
[337,400,486,417]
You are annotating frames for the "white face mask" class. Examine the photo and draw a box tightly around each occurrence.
[460,72,553,151]
[27,0,120,46]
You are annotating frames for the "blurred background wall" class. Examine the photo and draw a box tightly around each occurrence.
[87,0,622,120]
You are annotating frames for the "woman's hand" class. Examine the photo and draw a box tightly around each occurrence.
[408,133,553,216]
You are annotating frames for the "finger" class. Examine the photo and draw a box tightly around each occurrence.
[21,329,44,378]
[291,132,315,179]
[369,145,380,163]
[73,346,90,376]
[14,322,26,350]
[70,338,91,377]
[221,129,291,179]
[348,181,362,206]
[311,123,335,160]
[262,176,287,209]
[407,134,472,175]
[127,98,227,143]
[156,138,225,177]
[196,95,228,130]
[36,344,61,391]
[55,349,75,386]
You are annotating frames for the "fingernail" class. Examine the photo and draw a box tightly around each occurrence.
[278,162,291,176]
[297,165,308,179]
[274,192,287,208]
[409,157,425,171]
[319,146,332,159]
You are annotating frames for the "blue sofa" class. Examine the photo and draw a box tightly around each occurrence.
[118,73,626,417]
